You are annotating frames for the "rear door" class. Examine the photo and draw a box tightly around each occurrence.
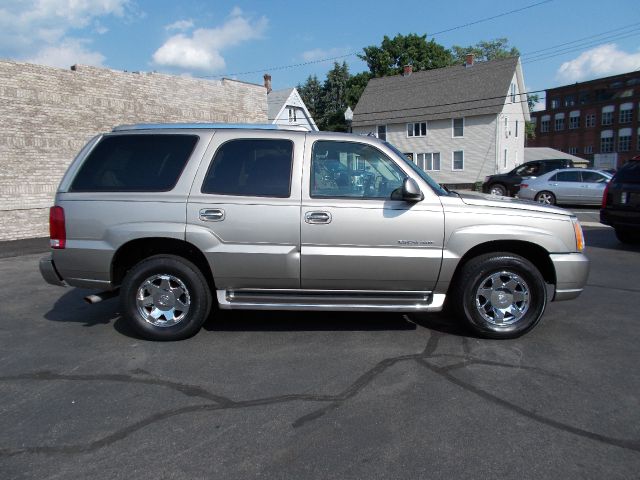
[551,170,583,203]
[186,130,304,290]
[580,170,610,204]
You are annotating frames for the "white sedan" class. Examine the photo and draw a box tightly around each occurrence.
[518,168,612,206]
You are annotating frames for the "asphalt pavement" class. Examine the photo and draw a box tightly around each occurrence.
[0,219,639,479]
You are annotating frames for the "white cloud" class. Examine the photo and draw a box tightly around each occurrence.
[25,38,105,68]
[165,19,194,32]
[301,47,350,62]
[556,44,640,83]
[0,0,132,66]
[152,9,268,72]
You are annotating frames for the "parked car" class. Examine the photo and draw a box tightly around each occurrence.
[601,156,640,243]
[518,168,612,206]
[40,124,589,341]
[482,159,575,197]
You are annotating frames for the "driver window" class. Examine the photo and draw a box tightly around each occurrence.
[310,141,405,199]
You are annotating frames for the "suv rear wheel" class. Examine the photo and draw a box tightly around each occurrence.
[452,253,547,339]
[489,183,507,196]
[120,255,212,341]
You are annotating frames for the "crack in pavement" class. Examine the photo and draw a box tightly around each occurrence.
[0,331,638,457]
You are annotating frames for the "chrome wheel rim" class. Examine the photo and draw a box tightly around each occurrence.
[537,192,554,204]
[136,274,191,327]
[475,271,530,326]
[489,186,505,196]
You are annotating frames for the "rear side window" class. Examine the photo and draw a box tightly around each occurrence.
[201,139,293,197]
[70,134,197,192]
[553,171,581,182]
[614,161,640,183]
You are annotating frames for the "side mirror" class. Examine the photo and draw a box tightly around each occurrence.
[402,177,423,202]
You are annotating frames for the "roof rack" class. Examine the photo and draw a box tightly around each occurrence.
[112,123,310,132]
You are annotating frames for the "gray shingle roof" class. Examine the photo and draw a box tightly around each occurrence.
[267,88,294,121]
[352,57,520,126]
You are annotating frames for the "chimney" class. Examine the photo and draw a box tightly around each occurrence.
[263,73,272,94]
[465,53,475,67]
[403,65,413,76]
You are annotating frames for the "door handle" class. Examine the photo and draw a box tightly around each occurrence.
[305,211,332,224]
[199,208,225,222]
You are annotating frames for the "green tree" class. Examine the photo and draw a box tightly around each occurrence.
[451,38,519,64]
[525,92,540,140]
[316,61,351,131]
[346,71,372,110]
[359,33,452,77]
[297,74,323,120]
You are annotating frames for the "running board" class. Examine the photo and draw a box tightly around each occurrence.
[216,289,446,312]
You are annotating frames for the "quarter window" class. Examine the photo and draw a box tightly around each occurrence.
[70,134,197,192]
[310,141,405,199]
[202,139,293,197]
[407,122,427,137]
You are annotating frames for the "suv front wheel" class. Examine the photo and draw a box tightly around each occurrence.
[120,255,212,341]
[452,253,547,339]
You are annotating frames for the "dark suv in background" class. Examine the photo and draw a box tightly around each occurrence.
[601,156,640,244]
[482,159,575,197]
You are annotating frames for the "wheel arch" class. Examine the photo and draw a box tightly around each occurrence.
[111,237,215,290]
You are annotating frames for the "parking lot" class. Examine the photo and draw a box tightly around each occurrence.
[1,210,639,479]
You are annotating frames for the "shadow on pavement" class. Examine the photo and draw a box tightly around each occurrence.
[584,228,640,252]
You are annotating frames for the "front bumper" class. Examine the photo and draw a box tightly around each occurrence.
[550,253,589,301]
[39,254,66,287]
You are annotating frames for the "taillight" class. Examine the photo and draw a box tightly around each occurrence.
[520,183,528,189]
[49,206,66,249]
[602,181,611,209]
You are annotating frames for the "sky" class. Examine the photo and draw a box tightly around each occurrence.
[1,0,640,112]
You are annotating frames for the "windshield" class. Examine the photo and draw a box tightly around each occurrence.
[383,141,448,196]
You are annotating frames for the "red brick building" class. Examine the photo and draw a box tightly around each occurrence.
[528,71,640,168]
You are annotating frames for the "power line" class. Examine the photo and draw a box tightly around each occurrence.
[196,0,553,79]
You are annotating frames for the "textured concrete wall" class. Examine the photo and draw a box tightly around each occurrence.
[0,60,267,241]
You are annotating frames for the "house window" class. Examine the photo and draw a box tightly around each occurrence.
[585,113,596,127]
[619,128,632,152]
[404,152,414,162]
[452,118,464,137]
[602,106,614,126]
[288,108,297,122]
[407,122,426,137]
[504,117,508,138]
[601,130,614,153]
[564,95,576,107]
[584,145,593,154]
[620,103,633,124]
[569,111,580,129]
[551,97,560,109]
[540,115,550,133]
[376,125,387,141]
[503,149,508,168]
[554,113,565,131]
[416,152,440,171]
[515,120,519,138]
[510,83,516,103]
[452,150,464,171]
[568,147,578,154]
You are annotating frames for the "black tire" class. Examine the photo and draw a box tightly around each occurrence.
[615,228,640,244]
[535,191,556,205]
[489,183,507,196]
[451,253,547,339]
[120,255,212,341]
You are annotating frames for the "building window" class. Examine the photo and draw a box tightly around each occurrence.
[619,128,632,152]
[638,127,640,150]
[564,95,576,107]
[554,113,565,131]
[569,111,580,129]
[503,149,508,168]
[540,116,550,133]
[551,97,560,109]
[579,92,590,104]
[602,106,614,126]
[510,83,516,103]
[452,118,464,137]
[620,103,633,124]
[407,122,426,137]
[376,125,387,141]
[417,152,440,171]
[504,117,508,138]
[515,120,519,138]
[585,113,596,127]
[568,147,578,154]
[601,130,614,153]
[584,145,593,154]
[452,151,464,171]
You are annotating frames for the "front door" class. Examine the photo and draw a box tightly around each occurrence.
[300,139,444,291]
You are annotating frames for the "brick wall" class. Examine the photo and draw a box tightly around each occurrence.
[0,60,268,241]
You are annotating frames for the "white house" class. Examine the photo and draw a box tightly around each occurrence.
[351,56,530,186]
[265,74,318,131]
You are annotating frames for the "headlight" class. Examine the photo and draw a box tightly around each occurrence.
[571,216,585,252]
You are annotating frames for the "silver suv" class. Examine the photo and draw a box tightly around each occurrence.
[40,124,589,340]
